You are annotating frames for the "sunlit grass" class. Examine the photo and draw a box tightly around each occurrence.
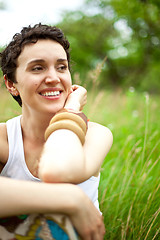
[0,86,21,122]
[85,88,160,240]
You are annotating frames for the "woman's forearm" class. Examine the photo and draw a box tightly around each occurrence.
[0,176,79,217]
[0,176,105,239]
[39,129,87,184]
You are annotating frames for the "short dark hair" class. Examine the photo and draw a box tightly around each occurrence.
[0,23,70,106]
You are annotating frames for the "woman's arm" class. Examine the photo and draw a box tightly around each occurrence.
[0,176,105,239]
[38,85,113,183]
[0,177,77,217]
[39,122,113,183]
[0,123,9,168]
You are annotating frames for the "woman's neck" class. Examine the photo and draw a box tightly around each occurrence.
[20,110,54,143]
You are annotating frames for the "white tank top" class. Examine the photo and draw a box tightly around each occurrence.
[1,116,100,210]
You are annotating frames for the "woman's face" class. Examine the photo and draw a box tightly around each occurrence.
[14,39,72,115]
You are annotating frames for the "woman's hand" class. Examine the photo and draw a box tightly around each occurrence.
[68,187,106,240]
[64,85,87,111]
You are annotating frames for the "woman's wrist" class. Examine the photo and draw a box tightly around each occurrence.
[45,108,88,145]
[63,184,85,215]
[64,103,80,112]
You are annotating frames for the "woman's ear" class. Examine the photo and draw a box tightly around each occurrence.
[4,75,19,96]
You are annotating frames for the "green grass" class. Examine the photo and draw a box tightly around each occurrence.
[0,86,160,239]
[0,87,21,122]
[85,87,160,240]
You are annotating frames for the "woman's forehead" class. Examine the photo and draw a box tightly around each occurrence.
[18,39,67,65]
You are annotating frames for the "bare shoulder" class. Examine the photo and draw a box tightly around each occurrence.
[88,121,113,142]
[86,121,113,152]
[0,123,9,165]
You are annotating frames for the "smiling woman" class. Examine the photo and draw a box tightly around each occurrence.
[9,39,72,115]
[0,23,112,239]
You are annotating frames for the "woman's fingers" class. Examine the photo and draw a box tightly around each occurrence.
[65,85,87,111]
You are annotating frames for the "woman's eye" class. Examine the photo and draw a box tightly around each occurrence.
[32,66,44,71]
[57,65,67,71]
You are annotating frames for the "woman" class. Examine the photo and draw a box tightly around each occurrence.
[0,23,113,239]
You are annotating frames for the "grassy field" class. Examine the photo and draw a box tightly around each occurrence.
[0,85,160,240]
[86,87,160,240]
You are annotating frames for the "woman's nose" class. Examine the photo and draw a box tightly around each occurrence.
[45,68,60,84]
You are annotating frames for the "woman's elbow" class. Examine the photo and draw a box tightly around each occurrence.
[38,163,85,184]
[38,163,68,183]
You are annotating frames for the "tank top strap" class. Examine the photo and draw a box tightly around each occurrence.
[7,115,24,165]
[1,116,39,181]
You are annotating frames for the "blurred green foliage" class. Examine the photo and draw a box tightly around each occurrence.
[0,0,160,93]
[57,0,160,93]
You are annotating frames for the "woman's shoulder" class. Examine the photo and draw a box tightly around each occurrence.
[0,122,9,165]
[87,121,113,148]
[88,121,113,139]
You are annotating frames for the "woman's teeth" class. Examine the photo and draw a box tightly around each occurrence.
[41,91,60,96]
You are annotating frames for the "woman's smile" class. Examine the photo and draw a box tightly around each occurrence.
[39,87,63,99]
[14,39,72,114]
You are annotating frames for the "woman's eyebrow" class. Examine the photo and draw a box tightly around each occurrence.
[27,59,67,65]
[25,59,45,70]
[57,58,68,63]
[27,59,45,66]
[26,58,68,70]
